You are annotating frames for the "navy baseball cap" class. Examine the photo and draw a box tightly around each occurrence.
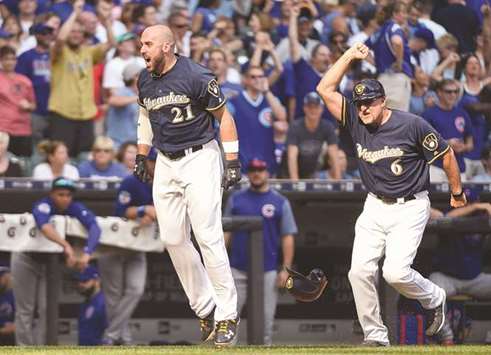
[29,24,55,36]
[75,265,99,282]
[352,79,386,103]
[414,28,436,49]
[52,177,76,192]
[303,92,324,106]
[247,158,268,171]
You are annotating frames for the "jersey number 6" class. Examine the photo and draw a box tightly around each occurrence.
[391,158,403,176]
[171,105,195,124]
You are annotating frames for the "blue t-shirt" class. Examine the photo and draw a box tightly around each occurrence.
[228,91,276,174]
[292,58,335,122]
[0,290,14,327]
[422,105,473,172]
[106,87,138,149]
[460,91,487,161]
[78,161,129,179]
[32,197,101,254]
[366,20,413,78]
[15,48,51,116]
[341,97,449,198]
[220,81,242,100]
[225,188,297,272]
[78,291,107,346]
[115,175,153,217]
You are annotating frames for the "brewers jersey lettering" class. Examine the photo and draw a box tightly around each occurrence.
[137,55,226,153]
[341,99,449,198]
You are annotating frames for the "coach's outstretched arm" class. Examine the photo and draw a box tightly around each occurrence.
[316,43,369,121]
[442,148,467,208]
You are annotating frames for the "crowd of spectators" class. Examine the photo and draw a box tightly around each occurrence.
[0,0,490,183]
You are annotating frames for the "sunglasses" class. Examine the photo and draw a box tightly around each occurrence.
[249,74,265,79]
[443,89,459,94]
[94,148,112,153]
[248,168,267,172]
[172,23,189,29]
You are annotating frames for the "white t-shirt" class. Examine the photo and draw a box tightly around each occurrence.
[32,163,80,180]
[102,56,145,89]
[95,20,127,44]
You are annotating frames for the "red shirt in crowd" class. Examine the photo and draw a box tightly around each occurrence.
[0,72,35,136]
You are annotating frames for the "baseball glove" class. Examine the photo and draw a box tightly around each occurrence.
[285,268,328,302]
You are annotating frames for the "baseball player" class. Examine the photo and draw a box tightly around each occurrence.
[134,25,241,347]
[224,158,297,345]
[76,265,107,346]
[12,177,101,345]
[98,151,156,345]
[316,43,467,346]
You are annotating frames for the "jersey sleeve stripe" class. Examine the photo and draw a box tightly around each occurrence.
[206,97,227,112]
[427,145,450,165]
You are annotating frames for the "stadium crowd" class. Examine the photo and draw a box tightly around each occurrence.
[1,0,491,347]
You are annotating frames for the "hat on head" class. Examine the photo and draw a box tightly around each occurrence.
[75,265,99,282]
[352,79,385,103]
[29,24,54,36]
[51,177,76,192]
[247,158,267,171]
[298,8,314,23]
[414,27,436,49]
[122,61,144,82]
[303,92,324,106]
[116,32,136,44]
[0,29,13,39]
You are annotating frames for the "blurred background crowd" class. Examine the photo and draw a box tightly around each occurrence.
[0,0,490,183]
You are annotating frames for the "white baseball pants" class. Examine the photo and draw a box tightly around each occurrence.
[348,191,445,344]
[153,139,237,321]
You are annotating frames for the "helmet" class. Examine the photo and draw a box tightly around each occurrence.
[285,268,328,302]
[352,79,385,103]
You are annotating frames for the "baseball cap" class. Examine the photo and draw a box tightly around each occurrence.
[352,79,386,103]
[122,61,144,82]
[29,24,55,36]
[0,29,13,39]
[303,92,323,106]
[0,266,10,277]
[247,158,267,171]
[298,8,314,23]
[116,32,136,44]
[414,27,436,49]
[75,265,99,282]
[52,177,76,192]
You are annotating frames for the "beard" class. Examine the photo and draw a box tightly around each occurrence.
[250,179,267,190]
[150,54,166,77]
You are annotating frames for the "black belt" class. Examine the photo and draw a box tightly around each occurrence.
[160,144,203,160]
[374,194,416,204]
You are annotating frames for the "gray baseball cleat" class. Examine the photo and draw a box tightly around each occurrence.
[425,294,446,336]
[214,317,240,347]
[199,308,216,343]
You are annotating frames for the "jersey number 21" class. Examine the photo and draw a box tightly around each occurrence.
[171,105,195,124]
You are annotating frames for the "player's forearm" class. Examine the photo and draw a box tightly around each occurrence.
[391,36,404,66]
[446,203,481,218]
[442,148,463,195]
[317,50,355,97]
[40,224,70,249]
[137,107,153,153]
[218,108,239,160]
[84,223,101,255]
[281,234,294,269]
[287,147,299,180]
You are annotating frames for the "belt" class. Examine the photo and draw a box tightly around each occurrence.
[373,194,416,204]
[160,144,203,160]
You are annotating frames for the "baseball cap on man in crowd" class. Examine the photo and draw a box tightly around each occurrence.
[303,92,324,106]
[247,158,268,171]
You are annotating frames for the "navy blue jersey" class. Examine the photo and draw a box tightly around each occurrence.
[228,91,276,174]
[341,98,449,198]
[78,290,107,346]
[224,188,297,272]
[115,175,153,217]
[0,290,14,327]
[32,197,101,254]
[137,55,226,153]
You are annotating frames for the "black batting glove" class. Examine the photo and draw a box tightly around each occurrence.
[134,154,148,182]
[222,159,241,190]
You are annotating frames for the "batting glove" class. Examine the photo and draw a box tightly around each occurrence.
[222,159,241,190]
[134,154,148,182]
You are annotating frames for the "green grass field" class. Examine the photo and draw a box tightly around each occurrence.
[0,346,489,355]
